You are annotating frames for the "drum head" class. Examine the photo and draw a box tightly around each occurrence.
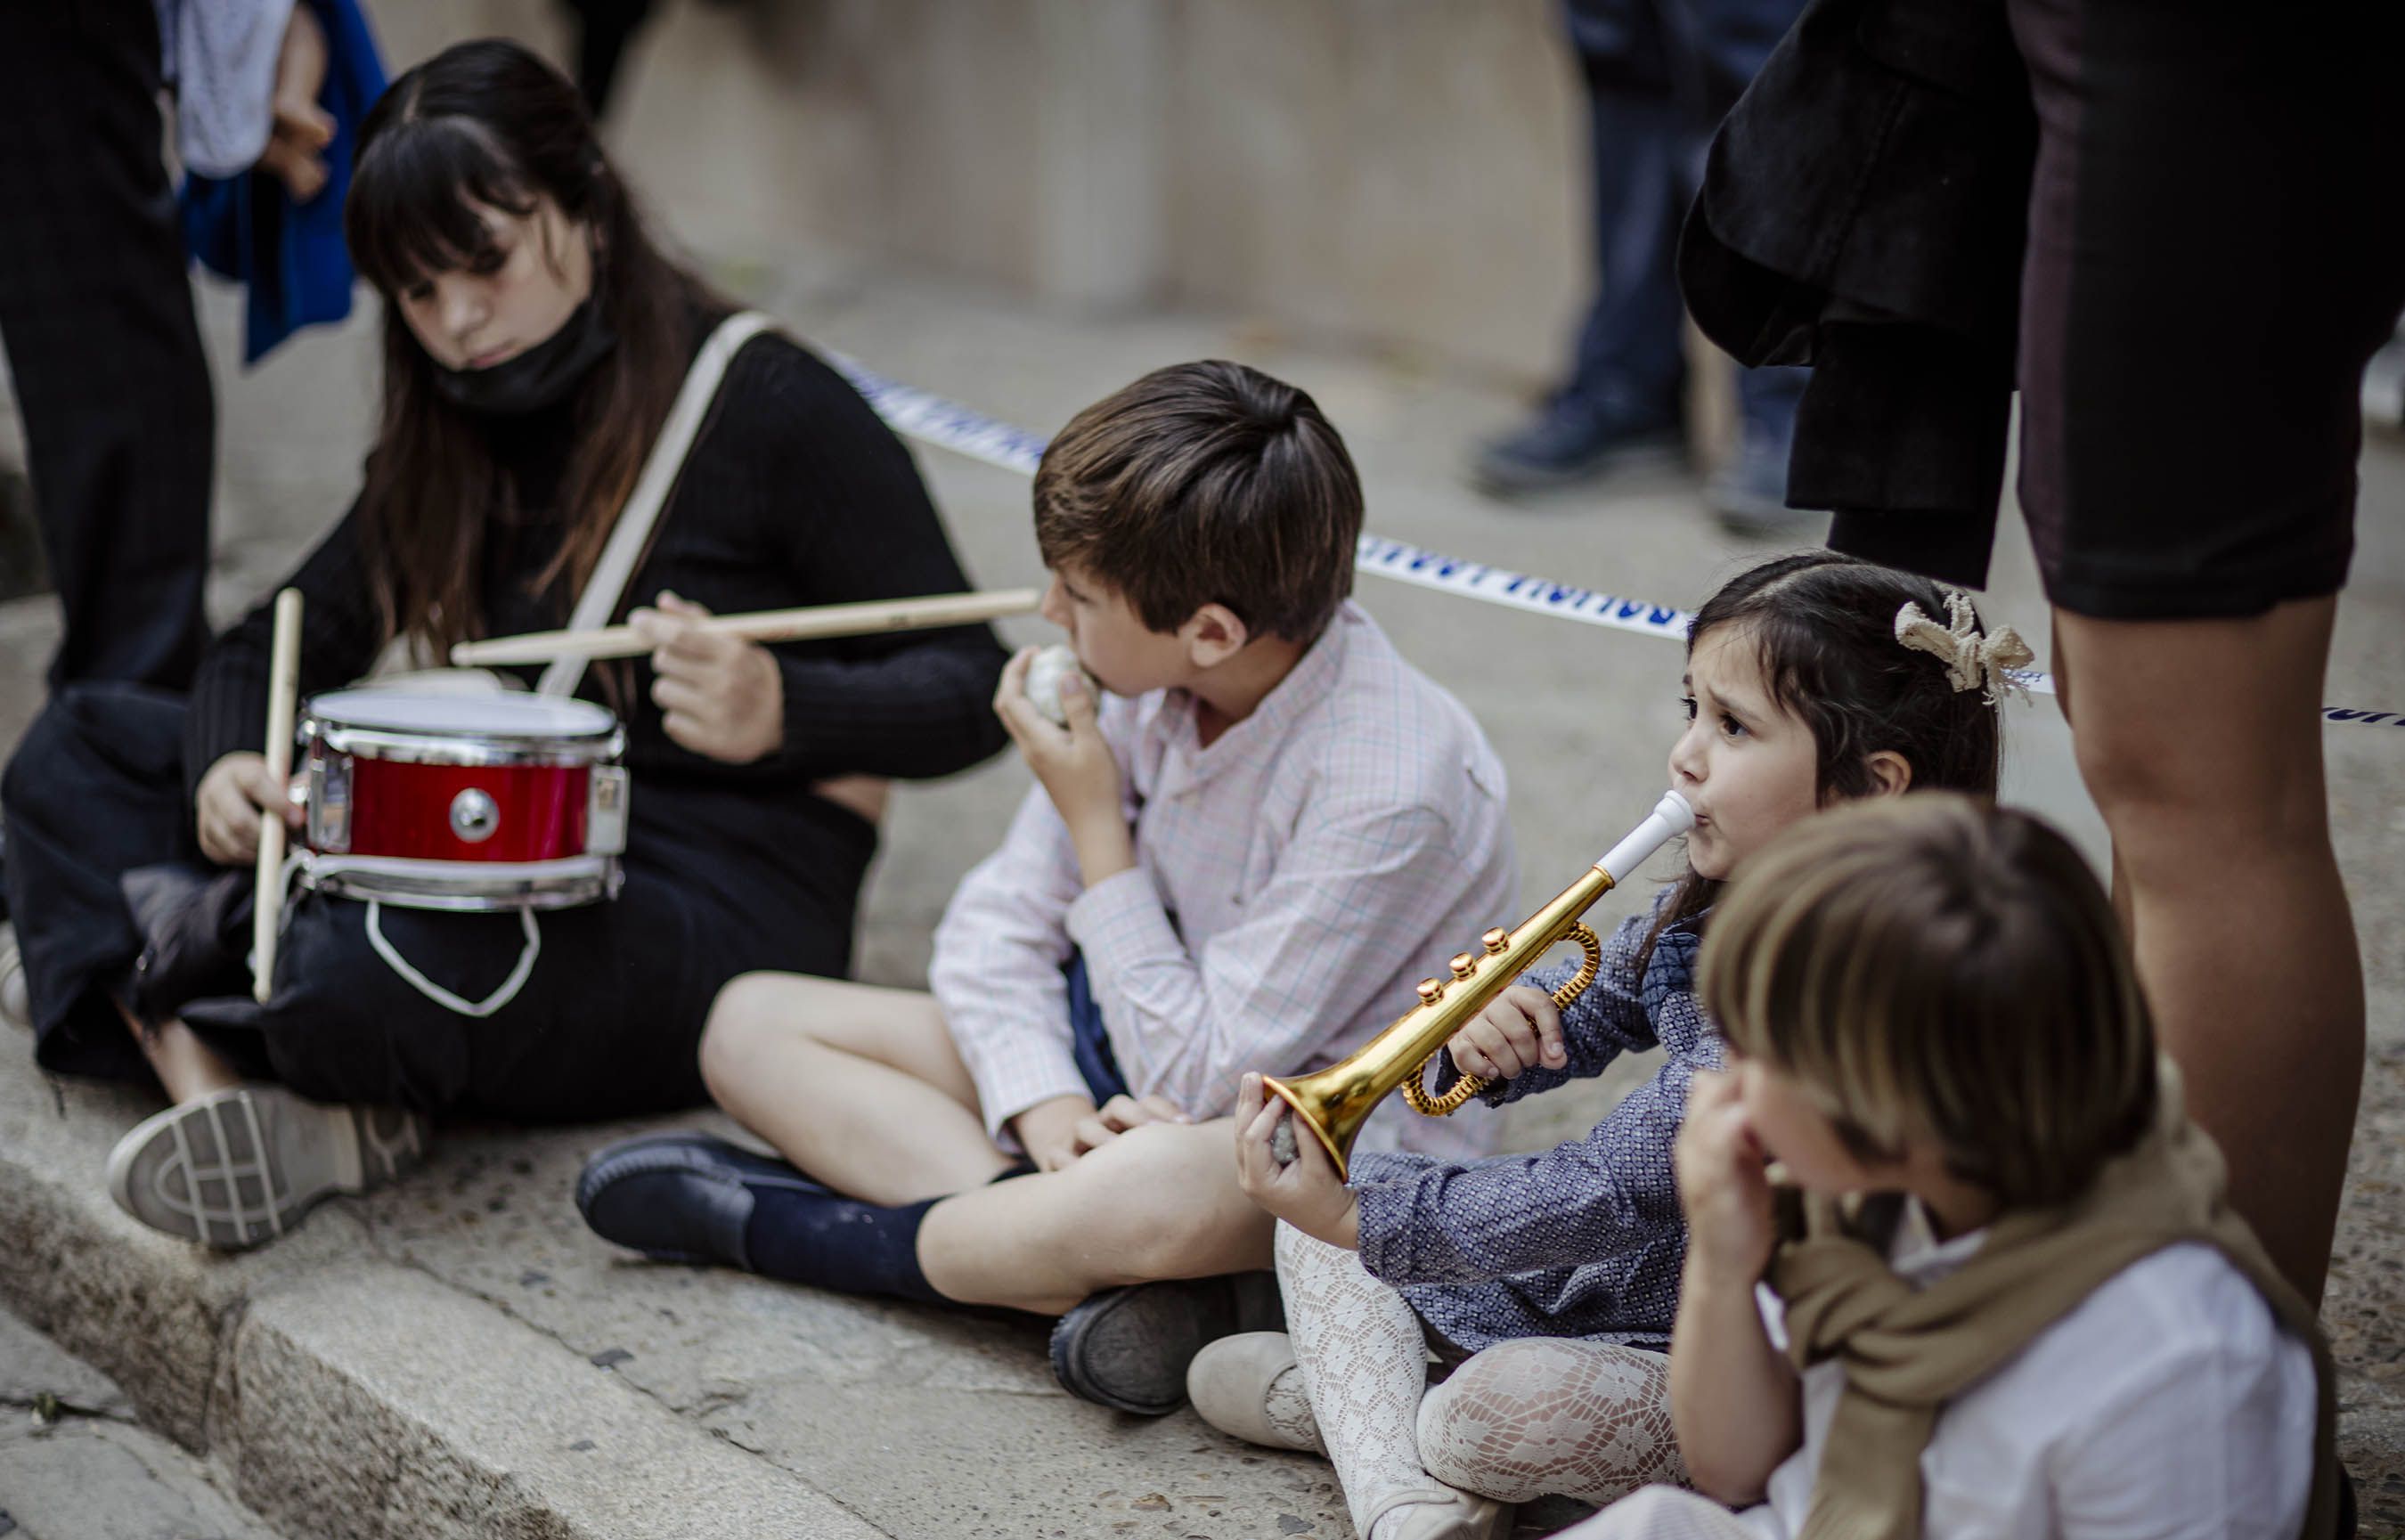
[309,689,618,739]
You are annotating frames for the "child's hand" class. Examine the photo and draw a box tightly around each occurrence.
[193,751,303,866]
[1447,984,1567,1082]
[1011,1093,1102,1172]
[1233,1073,1360,1250]
[1675,1070,1778,1282]
[993,647,1130,884]
[1097,1093,1192,1134]
[632,592,785,764]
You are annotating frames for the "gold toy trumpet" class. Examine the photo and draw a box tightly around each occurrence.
[1264,790,1695,1177]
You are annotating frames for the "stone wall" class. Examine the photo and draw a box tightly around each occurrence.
[367,0,1591,381]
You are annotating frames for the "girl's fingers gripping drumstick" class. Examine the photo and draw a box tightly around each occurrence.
[253,589,305,1004]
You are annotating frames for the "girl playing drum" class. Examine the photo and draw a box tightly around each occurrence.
[0,40,1007,1248]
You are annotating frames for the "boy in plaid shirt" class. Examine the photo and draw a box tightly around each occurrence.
[580,361,1516,1414]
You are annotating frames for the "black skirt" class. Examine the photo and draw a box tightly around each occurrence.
[3,683,876,1121]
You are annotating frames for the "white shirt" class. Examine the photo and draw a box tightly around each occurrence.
[1741,1202,2317,1540]
[930,602,1516,1160]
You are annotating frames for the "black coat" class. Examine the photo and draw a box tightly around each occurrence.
[1677,0,2034,586]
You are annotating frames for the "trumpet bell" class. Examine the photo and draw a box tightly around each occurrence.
[1259,790,1694,1180]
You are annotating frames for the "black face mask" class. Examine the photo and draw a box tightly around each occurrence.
[430,297,616,417]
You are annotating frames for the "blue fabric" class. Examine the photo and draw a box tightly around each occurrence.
[179,0,386,363]
[1064,949,1130,1105]
[1349,892,1721,1354]
[1556,0,1807,442]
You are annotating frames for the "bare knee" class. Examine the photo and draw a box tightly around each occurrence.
[699,972,809,1105]
[1063,1122,1267,1281]
[2070,710,2328,873]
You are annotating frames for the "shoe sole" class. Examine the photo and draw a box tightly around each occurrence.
[107,1088,424,1250]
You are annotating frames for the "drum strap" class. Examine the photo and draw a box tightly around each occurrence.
[364,900,543,1019]
[537,308,785,699]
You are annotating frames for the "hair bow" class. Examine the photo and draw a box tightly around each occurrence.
[1894,591,2034,705]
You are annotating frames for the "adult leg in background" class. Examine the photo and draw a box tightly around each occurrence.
[2051,602,2358,1302]
[1469,7,1687,495]
[0,0,212,692]
[2009,0,2405,1303]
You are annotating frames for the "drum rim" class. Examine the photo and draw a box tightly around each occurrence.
[304,688,620,735]
[306,721,627,768]
[301,851,622,912]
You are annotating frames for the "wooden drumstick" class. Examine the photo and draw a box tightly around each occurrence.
[445,588,1042,668]
[252,588,304,1005]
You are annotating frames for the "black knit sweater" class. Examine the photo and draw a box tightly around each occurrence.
[187,317,1010,884]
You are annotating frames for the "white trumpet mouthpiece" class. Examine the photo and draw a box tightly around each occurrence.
[1596,789,1695,884]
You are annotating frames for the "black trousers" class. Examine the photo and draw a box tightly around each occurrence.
[3,685,874,1122]
[0,0,211,690]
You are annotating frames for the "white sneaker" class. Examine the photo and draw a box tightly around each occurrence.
[106,1086,427,1249]
[1186,1331,1324,1453]
[0,925,28,1031]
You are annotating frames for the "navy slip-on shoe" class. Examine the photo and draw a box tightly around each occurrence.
[575,1131,827,1271]
[1049,1269,1285,1416]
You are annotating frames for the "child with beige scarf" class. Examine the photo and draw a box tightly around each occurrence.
[1563,794,2336,1540]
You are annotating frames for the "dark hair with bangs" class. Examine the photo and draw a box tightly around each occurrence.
[1637,550,2005,974]
[1031,362,1362,643]
[343,39,718,663]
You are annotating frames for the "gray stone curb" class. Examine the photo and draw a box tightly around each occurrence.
[0,1067,885,1540]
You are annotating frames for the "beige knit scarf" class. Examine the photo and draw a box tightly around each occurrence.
[1767,1064,2338,1540]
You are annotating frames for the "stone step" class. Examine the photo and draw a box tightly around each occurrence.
[0,1067,895,1540]
[0,1055,1371,1539]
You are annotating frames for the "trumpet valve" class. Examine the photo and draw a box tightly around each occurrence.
[1416,978,1446,1005]
[1448,952,1479,981]
[1481,927,1510,955]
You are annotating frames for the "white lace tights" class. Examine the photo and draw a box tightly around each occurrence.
[1276,1224,1687,1538]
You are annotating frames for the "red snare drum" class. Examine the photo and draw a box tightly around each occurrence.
[299,690,630,912]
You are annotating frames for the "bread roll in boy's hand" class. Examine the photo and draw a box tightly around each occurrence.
[1447,984,1568,1082]
[993,646,1132,884]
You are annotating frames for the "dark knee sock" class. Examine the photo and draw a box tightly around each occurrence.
[742,1188,949,1305]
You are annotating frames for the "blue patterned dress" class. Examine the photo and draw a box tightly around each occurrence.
[1346,891,1717,1353]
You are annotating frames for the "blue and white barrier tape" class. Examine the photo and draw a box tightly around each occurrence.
[829,353,2399,731]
